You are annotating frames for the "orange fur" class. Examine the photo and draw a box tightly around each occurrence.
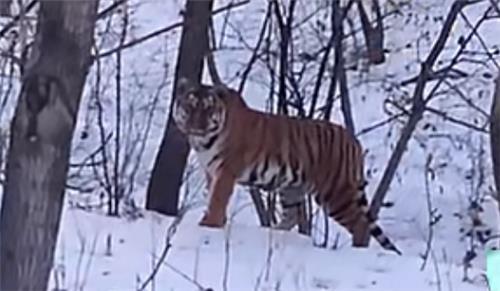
[173,79,401,254]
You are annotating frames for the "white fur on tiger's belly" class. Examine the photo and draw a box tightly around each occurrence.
[189,136,222,172]
[237,162,303,191]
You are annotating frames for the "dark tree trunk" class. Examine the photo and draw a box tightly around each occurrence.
[146,0,213,216]
[0,0,11,17]
[357,0,385,64]
[490,75,500,242]
[0,1,98,290]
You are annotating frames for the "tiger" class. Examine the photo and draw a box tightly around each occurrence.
[172,77,401,255]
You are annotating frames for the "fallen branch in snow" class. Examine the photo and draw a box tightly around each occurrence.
[138,210,185,291]
[139,166,201,291]
[162,261,207,291]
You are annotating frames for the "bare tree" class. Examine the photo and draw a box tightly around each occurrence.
[356,0,487,246]
[0,1,98,290]
[146,0,214,216]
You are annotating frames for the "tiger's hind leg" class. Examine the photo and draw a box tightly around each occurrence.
[275,187,305,230]
[322,187,401,255]
[199,170,236,228]
[275,186,310,235]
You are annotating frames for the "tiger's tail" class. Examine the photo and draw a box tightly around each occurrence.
[325,188,402,255]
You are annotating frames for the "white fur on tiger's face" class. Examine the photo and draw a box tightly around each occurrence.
[173,78,227,139]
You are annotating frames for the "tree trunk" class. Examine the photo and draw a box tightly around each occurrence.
[357,0,385,64]
[0,0,11,17]
[0,1,98,290]
[146,0,213,216]
[490,74,500,232]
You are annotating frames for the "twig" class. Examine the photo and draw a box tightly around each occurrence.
[237,2,271,94]
[426,106,488,133]
[443,78,490,118]
[356,113,405,137]
[459,10,500,70]
[307,0,336,118]
[321,0,355,121]
[222,223,231,291]
[206,16,222,86]
[162,261,206,291]
[92,50,114,215]
[420,154,439,271]
[334,0,355,135]
[111,3,128,216]
[138,209,186,291]
[431,249,443,291]
[369,0,482,221]
[96,0,126,20]
[273,0,296,115]
[0,0,36,40]
[96,0,250,59]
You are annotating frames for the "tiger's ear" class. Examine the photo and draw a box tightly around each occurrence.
[211,83,230,98]
[176,77,193,97]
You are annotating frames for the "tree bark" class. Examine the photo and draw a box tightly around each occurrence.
[0,1,98,290]
[490,74,500,228]
[0,0,11,17]
[357,0,385,64]
[146,0,213,216]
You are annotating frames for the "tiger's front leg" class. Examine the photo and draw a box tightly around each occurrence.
[199,170,236,228]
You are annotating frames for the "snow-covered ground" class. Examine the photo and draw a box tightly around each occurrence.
[49,208,488,291]
[0,0,499,290]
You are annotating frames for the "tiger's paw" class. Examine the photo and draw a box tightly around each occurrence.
[199,213,226,228]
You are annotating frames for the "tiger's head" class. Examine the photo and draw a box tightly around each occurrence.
[173,78,229,137]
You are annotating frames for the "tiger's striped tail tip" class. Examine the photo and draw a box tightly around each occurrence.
[387,244,402,256]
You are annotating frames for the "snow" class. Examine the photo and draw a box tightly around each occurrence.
[0,0,498,290]
[50,208,488,291]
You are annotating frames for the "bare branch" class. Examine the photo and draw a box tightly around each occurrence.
[358,0,484,246]
[138,209,186,291]
[307,0,336,118]
[0,0,37,40]
[357,0,386,64]
[206,16,222,85]
[96,0,250,59]
[273,0,296,115]
[333,0,355,134]
[426,106,488,133]
[237,2,271,94]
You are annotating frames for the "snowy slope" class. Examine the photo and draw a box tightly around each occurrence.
[49,208,488,291]
[0,0,497,290]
